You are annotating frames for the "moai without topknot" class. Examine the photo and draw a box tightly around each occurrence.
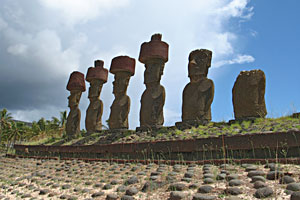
[85,60,108,133]
[138,33,169,131]
[176,49,214,130]
[232,69,267,121]
[66,71,86,139]
[108,56,135,130]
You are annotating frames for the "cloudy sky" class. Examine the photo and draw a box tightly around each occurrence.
[0,0,299,129]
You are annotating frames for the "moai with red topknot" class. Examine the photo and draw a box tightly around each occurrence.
[176,49,214,130]
[85,60,108,133]
[138,33,169,131]
[108,56,135,130]
[66,71,86,139]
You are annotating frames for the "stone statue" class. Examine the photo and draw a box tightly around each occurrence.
[232,69,267,120]
[66,71,86,139]
[85,60,108,133]
[138,33,169,130]
[108,56,135,130]
[176,49,214,129]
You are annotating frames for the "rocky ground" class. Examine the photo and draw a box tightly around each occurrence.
[1,155,300,200]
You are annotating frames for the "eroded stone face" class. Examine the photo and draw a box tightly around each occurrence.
[85,61,108,133]
[109,72,131,129]
[108,56,135,130]
[232,69,267,120]
[178,49,214,128]
[66,71,85,139]
[138,34,168,128]
[85,79,104,133]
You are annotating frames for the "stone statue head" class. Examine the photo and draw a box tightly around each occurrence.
[88,79,104,99]
[112,71,131,97]
[68,90,82,108]
[144,58,165,84]
[188,49,212,81]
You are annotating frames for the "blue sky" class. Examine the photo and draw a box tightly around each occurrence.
[212,0,300,121]
[0,0,299,129]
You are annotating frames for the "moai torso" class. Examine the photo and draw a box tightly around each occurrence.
[66,72,86,139]
[182,78,214,121]
[140,84,165,126]
[181,49,214,124]
[108,56,135,129]
[138,34,169,128]
[232,69,267,120]
[85,60,108,133]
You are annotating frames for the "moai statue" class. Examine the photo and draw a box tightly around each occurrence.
[176,49,214,129]
[66,71,86,139]
[108,56,135,130]
[138,33,169,131]
[232,69,267,120]
[85,60,108,133]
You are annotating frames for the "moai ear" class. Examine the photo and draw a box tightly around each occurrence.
[207,51,213,68]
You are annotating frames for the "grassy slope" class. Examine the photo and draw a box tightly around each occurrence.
[21,116,300,146]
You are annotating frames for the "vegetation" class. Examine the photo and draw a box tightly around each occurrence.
[1,107,300,148]
[0,109,67,152]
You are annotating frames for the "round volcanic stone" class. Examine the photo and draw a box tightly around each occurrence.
[251,176,266,183]
[245,165,257,172]
[253,181,267,189]
[103,184,112,190]
[126,187,138,196]
[266,171,284,180]
[106,194,118,200]
[142,181,164,192]
[287,183,300,191]
[226,174,239,181]
[204,174,214,179]
[247,171,265,178]
[224,187,242,195]
[184,172,194,178]
[229,179,243,186]
[203,178,214,184]
[125,176,138,185]
[169,191,187,200]
[168,183,187,191]
[291,192,300,200]
[117,185,127,192]
[192,193,216,200]
[181,177,192,183]
[121,195,135,200]
[279,176,295,184]
[198,185,213,193]
[39,189,50,195]
[216,174,226,180]
[254,187,273,198]
[92,192,104,198]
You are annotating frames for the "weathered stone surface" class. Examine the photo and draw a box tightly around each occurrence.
[66,71,85,139]
[109,56,135,130]
[139,34,168,129]
[232,69,267,120]
[254,187,273,198]
[176,49,214,129]
[85,60,108,133]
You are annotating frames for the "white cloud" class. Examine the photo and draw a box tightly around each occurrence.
[7,43,28,56]
[214,54,255,67]
[0,17,8,30]
[39,0,130,26]
[0,0,256,128]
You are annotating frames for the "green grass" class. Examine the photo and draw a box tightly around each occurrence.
[16,115,300,146]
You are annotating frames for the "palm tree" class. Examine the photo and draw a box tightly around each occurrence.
[60,111,67,128]
[0,108,13,144]
[5,121,25,153]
